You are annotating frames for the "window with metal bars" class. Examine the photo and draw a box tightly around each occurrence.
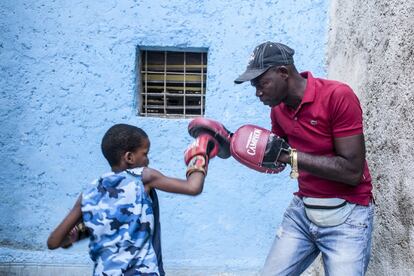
[138,49,207,118]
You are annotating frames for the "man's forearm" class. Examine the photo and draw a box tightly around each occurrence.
[299,152,363,186]
[280,151,363,186]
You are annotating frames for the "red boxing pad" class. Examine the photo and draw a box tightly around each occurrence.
[188,117,232,159]
[230,125,286,174]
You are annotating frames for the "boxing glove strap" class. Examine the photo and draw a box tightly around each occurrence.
[186,155,208,177]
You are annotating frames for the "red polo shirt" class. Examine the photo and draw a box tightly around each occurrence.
[271,72,372,205]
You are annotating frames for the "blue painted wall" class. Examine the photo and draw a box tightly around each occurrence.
[0,0,328,271]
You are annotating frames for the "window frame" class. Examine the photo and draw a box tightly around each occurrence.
[136,46,208,118]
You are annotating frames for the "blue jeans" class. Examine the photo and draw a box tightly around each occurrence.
[262,196,374,276]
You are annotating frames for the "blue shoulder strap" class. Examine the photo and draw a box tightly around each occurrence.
[150,188,164,275]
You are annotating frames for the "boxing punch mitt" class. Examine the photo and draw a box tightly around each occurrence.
[188,117,233,159]
[230,124,289,174]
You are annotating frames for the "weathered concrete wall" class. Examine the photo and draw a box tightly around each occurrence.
[0,0,328,274]
[327,0,414,275]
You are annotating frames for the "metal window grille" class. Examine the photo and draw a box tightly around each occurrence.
[139,50,207,118]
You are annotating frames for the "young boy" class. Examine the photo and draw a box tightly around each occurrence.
[47,123,219,275]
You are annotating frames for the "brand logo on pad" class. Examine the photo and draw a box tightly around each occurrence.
[246,128,262,156]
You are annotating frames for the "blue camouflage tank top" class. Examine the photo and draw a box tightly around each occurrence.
[81,167,159,275]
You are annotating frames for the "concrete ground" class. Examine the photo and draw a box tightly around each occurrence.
[0,263,260,276]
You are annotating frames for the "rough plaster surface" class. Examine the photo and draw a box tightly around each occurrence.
[327,0,414,275]
[0,0,329,273]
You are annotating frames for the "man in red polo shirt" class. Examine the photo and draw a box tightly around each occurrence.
[235,42,374,276]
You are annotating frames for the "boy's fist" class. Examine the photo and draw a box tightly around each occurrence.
[62,220,89,248]
[184,134,219,177]
[188,117,233,159]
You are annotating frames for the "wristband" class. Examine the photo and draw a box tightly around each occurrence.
[289,149,299,179]
[186,155,208,177]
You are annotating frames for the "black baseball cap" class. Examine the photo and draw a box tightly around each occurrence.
[234,42,295,84]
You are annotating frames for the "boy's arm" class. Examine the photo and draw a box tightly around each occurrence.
[143,134,219,195]
[143,167,205,196]
[47,194,82,249]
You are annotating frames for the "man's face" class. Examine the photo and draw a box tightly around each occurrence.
[251,67,288,107]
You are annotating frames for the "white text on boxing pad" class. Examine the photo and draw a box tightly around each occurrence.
[246,128,262,156]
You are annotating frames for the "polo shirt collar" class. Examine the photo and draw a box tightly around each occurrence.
[300,71,316,105]
[277,71,316,117]
[287,71,315,116]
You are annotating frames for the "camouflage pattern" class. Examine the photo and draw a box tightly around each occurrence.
[81,167,159,275]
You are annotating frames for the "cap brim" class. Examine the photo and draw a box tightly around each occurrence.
[234,68,269,84]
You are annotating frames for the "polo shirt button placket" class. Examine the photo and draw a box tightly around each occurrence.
[292,116,300,134]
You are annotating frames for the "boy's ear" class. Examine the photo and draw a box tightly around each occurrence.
[123,151,135,165]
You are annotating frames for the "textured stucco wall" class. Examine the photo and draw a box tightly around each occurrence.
[0,0,328,273]
[327,0,414,275]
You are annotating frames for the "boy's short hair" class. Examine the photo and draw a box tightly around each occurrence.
[101,124,148,167]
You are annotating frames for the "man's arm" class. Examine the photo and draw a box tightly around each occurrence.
[279,134,366,186]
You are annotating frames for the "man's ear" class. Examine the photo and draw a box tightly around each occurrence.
[276,66,289,79]
[123,151,135,165]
